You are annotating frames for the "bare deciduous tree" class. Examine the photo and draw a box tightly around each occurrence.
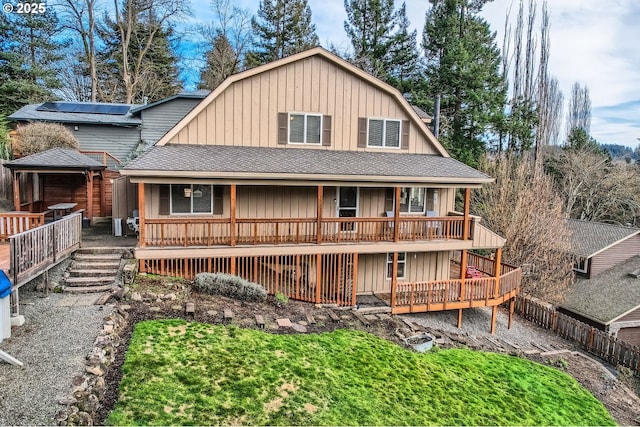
[566,82,591,136]
[473,155,574,303]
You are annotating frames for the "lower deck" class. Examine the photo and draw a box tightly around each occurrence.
[138,250,521,316]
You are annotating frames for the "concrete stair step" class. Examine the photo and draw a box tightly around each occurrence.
[64,285,113,293]
[74,253,122,261]
[72,261,121,270]
[64,276,116,286]
[68,269,119,277]
[355,306,392,314]
[76,247,127,255]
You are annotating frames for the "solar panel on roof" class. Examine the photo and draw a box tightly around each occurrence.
[35,102,130,115]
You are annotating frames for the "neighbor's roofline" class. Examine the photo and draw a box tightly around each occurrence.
[129,92,209,114]
[155,47,448,157]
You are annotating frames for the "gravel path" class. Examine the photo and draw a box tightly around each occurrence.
[403,305,571,350]
[0,288,111,426]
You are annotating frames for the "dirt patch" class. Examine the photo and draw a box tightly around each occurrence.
[95,278,640,426]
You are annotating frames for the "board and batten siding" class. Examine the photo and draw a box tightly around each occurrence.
[66,124,140,162]
[590,234,640,277]
[145,184,453,220]
[140,98,202,144]
[170,56,438,154]
[356,251,451,294]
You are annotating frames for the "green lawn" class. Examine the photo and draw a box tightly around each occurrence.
[107,319,615,426]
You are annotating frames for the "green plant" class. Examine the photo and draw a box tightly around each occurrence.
[193,272,267,302]
[108,321,616,426]
[274,292,289,306]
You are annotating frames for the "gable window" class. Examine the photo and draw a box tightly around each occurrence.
[368,119,400,148]
[289,113,322,144]
[170,184,213,214]
[386,252,406,279]
[399,188,439,214]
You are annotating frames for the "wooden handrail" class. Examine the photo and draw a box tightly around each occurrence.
[0,212,46,240]
[79,150,123,166]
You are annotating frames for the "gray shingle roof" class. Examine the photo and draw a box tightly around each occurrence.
[566,219,640,258]
[129,90,210,114]
[123,144,491,183]
[4,148,105,170]
[561,255,640,324]
[8,103,142,126]
[411,105,432,120]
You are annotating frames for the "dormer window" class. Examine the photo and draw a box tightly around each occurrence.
[368,118,400,148]
[289,113,322,144]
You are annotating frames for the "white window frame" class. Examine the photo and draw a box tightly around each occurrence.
[169,184,214,215]
[288,112,322,145]
[573,256,588,274]
[386,252,407,279]
[367,118,401,149]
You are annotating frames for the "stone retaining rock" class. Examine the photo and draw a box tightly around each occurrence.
[56,307,129,426]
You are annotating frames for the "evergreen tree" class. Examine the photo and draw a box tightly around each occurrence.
[0,5,65,116]
[98,0,182,103]
[422,0,506,167]
[247,0,319,66]
[386,3,422,94]
[199,33,239,90]
[343,0,396,79]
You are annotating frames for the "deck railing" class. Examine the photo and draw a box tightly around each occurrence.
[142,215,466,247]
[392,262,521,314]
[79,151,122,169]
[0,212,46,239]
[10,212,82,291]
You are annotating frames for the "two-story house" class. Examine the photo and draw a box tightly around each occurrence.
[120,48,521,333]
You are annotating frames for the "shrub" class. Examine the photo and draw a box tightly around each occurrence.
[13,122,79,156]
[193,273,267,302]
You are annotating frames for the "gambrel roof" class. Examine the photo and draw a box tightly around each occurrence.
[156,47,448,157]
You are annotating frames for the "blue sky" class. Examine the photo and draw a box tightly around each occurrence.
[184,0,640,148]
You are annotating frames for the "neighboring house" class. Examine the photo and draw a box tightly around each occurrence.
[566,219,640,279]
[7,91,209,164]
[559,220,640,346]
[559,256,640,347]
[120,48,521,332]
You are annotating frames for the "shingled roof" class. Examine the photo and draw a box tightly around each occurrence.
[122,144,491,184]
[9,103,141,126]
[566,219,640,258]
[4,148,105,170]
[561,255,640,325]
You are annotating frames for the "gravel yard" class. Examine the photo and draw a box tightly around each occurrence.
[0,288,111,426]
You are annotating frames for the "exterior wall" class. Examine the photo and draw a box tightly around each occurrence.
[170,56,439,155]
[145,184,453,220]
[590,235,640,277]
[66,124,141,162]
[41,172,103,219]
[356,251,451,294]
[140,98,202,144]
[616,326,640,347]
[618,306,640,322]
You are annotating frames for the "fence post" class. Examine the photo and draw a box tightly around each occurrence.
[52,221,57,263]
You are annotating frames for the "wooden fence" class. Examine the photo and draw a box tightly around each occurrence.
[0,159,12,200]
[515,295,640,376]
[9,212,82,314]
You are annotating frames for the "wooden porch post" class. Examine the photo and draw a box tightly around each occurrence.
[86,171,94,225]
[26,173,33,211]
[390,251,398,308]
[352,253,358,307]
[393,186,400,242]
[508,298,515,329]
[463,188,471,240]
[138,182,145,248]
[490,248,503,335]
[230,184,237,246]
[316,186,323,244]
[458,249,468,328]
[99,171,106,217]
[12,171,20,211]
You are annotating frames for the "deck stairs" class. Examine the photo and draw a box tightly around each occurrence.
[62,247,125,293]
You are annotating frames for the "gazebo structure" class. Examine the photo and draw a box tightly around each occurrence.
[3,148,107,225]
